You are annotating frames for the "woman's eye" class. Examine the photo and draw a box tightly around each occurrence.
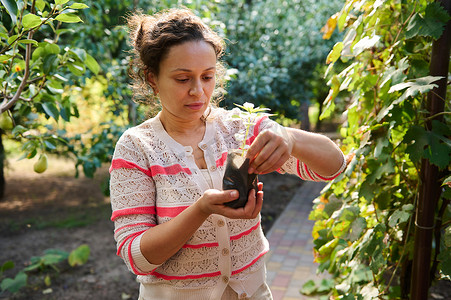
[176,78,189,82]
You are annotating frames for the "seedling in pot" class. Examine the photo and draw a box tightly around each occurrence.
[223,103,273,208]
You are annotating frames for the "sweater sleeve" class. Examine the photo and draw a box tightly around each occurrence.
[252,116,347,181]
[109,133,161,275]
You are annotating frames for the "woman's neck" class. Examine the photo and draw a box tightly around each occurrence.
[159,111,206,144]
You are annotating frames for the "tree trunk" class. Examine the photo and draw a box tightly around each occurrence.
[410,1,451,299]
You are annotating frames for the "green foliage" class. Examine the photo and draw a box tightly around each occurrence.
[308,0,451,298]
[0,245,90,295]
[0,0,104,176]
[217,0,342,120]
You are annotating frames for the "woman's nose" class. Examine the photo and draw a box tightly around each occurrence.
[189,79,203,97]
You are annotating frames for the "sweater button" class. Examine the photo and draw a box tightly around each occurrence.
[239,292,248,299]
[222,248,229,256]
[209,165,217,172]
[217,219,225,227]
[222,275,229,283]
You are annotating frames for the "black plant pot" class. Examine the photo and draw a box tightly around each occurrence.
[222,150,258,209]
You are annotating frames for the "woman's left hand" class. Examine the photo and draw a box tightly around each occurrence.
[246,127,293,174]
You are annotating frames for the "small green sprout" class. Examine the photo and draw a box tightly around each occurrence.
[230,102,273,156]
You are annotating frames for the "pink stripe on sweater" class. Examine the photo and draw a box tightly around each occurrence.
[111,206,156,221]
[296,160,306,180]
[216,151,228,168]
[312,170,342,181]
[230,222,260,241]
[117,230,146,257]
[115,222,156,234]
[303,163,315,181]
[246,115,268,145]
[112,206,190,221]
[110,158,192,177]
[109,158,152,176]
[231,249,269,275]
[182,242,219,249]
[128,233,149,276]
[151,270,222,280]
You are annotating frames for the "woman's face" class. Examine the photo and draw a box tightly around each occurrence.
[148,40,217,123]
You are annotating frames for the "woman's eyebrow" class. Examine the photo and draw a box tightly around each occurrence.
[170,66,216,73]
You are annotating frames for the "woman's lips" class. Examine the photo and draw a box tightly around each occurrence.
[186,103,204,110]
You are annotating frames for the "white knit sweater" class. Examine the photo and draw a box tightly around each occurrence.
[109,107,345,299]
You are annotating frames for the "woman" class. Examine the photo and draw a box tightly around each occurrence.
[109,8,346,300]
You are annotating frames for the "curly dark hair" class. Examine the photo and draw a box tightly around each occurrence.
[127,8,226,108]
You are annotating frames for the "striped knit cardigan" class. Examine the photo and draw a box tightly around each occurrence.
[109,107,345,298]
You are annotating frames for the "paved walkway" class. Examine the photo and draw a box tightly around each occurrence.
[265,181,329,300]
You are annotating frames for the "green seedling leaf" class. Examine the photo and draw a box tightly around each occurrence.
[443,175,451,188]
[68,244,90,267]
[0,271,27,293]
[1,260,14,273]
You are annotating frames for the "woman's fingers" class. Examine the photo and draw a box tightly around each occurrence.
[247,130,290,174]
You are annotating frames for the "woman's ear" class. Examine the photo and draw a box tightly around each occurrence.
[146,71,159,94]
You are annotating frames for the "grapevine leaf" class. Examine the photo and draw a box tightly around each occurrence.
[378,76,443,122]
[326,42,343,64]
[348,217,367,241]
[438,247,451,276]
[0,0,18,24]
[404,126,428,163]
[352,35,380,56]
[406,2,451,39]
[301,280,317,295]
[444,225,451,248]
[388,209,410,228]
[361,283,379,298]
[443,175,451,187]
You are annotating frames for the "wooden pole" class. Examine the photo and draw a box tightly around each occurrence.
[410,1,451,299]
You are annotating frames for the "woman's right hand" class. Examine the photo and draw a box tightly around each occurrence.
[196,182,264,220]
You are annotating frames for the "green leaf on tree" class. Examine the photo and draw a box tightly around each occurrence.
[41,102,60,121]
[55,0,70,5]
[69,3,89,9]
[0,0,18,24]
[55,13,83,23]
[22,13,42,30]
[85,54,100,74]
